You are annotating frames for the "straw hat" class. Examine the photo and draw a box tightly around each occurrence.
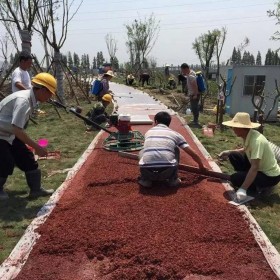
[104,70,115,77]
[222,112,260,129]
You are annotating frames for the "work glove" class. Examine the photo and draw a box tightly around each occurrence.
[236,187,247,202]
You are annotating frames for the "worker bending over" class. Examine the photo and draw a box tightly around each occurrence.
[219,112,280,202]
[0,73,57,200]
[85,94,112,131]
[138,111,207,188]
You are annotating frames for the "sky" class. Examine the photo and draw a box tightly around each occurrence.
[1,0,280,67]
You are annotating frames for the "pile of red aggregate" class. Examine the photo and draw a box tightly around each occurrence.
[15,117,278,280]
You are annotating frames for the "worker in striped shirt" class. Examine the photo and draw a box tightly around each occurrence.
[138,111,207,188]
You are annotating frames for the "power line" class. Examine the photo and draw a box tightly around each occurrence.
[67,18,275,36]
[75,2,274,15]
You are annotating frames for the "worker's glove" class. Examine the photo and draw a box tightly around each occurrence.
[236,187,247,202]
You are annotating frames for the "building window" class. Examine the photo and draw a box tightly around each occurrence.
[243,75,266,96]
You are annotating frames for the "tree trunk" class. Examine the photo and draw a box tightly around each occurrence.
[43,39,50,69]
[19,29,32,54]
[54,50,65,103]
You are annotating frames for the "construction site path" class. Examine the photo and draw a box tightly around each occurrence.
[2,84,280,280]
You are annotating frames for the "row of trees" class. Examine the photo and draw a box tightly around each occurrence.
[1,1,280,98]
[231,48,280,66]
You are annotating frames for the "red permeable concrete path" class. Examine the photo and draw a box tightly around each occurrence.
[12,116,279,280]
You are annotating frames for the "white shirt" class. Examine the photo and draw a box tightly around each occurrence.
[11,67,31,93]
[0,89,37,144]
[139,124,189,167]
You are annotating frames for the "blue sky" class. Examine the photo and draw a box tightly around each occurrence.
[1,0,280,67]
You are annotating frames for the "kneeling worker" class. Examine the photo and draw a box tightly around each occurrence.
[0,72,57,200]
[138,111,207,188]
[85,94,113,131]
[218,112,280,202]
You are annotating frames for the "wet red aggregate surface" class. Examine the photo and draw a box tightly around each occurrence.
[15,116,278,280]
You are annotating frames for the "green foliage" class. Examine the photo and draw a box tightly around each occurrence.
[125,13,160,72]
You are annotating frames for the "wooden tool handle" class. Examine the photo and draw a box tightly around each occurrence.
[179,164,230,181]
[118,151,230,181]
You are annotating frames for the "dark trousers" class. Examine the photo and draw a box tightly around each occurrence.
[0,138,38,178]
[229,151,280,194]
[140,147,180,181]
[190,96,200,123]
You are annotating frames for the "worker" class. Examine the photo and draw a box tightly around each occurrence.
[218,112,280,202]
[97,70,115,101]
[181,63,201,127]
[138,111,207,188]
[11,51,32,93]
[126,73,135,86]
[85,94,113,131]
[0,73,57,200]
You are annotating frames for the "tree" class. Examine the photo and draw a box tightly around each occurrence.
[33,0,83,103]
[67,52,73,69]
[73,52,80,68]
[111,57,119,70]
[92,57,97,69]
[267,2,280,41]
[96,52,104,68]
[192,29,219,79]
[256,51,262,65]
[105,33,117,68]
[265,49,273,65]
[0,0,40,54]
[0,33,10,76]
[214,27,227,82]
[125,14,160,74]
[231,47,238,64]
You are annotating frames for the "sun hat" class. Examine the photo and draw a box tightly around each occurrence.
[222,112,260,128]
[104,70,115,77]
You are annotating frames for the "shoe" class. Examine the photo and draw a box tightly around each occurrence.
[168,178,181,187]
[29,187,54,199]
[0,190,9,200]
[138,179,152,188]
[189,122,202,128]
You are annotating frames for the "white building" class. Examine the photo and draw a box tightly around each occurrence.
[225,65,280,121]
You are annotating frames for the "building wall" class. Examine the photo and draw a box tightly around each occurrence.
[226,65,280,121]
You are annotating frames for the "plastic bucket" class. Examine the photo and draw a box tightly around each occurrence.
[38,138,49,147]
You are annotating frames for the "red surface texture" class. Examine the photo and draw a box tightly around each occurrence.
[15,117,278,280]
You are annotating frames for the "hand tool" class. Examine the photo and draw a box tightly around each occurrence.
[48,99,144,152]
[118,151,231,181]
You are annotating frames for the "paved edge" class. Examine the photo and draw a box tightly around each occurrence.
[0,131,104,280]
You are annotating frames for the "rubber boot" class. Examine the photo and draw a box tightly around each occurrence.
[0,177,8,200]
[25,169,54,199]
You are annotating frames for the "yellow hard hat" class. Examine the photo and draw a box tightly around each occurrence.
[102,94,112,102]
[32,72,57,95]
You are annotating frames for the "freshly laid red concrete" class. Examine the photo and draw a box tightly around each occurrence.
[15,117,278,280]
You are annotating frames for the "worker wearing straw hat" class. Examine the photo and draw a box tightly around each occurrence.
[219,112,280,202]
